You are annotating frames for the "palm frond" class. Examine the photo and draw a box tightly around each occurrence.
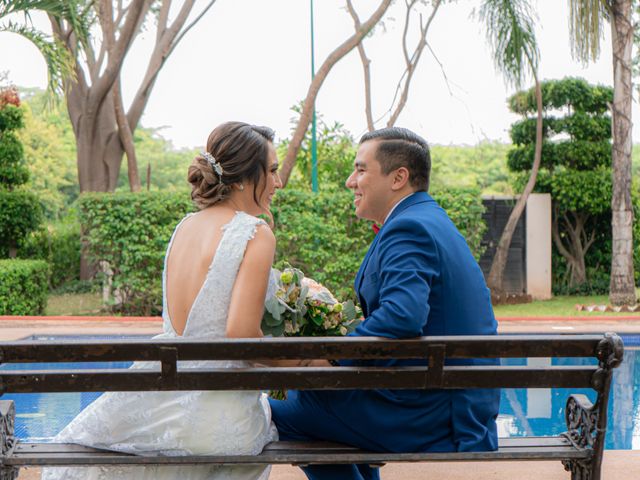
[478,0,540,89]
[0,0,72,18]
[1,1,91,47]
[568,0,608,63]
[0,21,75,95]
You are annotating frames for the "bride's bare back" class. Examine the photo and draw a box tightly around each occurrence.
[165,208,232,335]
[165,207,275,338]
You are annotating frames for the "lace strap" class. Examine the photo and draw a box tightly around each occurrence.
[207,212,267,284]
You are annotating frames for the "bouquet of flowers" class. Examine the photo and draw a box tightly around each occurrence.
[262,267,362,337]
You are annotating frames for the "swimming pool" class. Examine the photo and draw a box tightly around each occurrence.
[1,334,638,449]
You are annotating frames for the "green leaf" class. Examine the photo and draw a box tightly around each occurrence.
[342,300,356,321]
[262,310,282,327]
[264,297,282,321]
[263,321,285,337]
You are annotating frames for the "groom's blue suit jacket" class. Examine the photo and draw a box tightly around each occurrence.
[331,191,499,453]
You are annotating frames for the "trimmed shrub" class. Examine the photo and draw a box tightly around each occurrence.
[431,187,486,260]
[18,218,81,289]
[271,190,373,301]
[0,189,43,255]
[0,91,43,255]
[0,259,49,315]
[79,192,195,315]
[80,189,485,315]
[507,78,615,290]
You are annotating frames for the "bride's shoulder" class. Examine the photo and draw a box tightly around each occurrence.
[230,211,272,233]
[232,212,274,252]
[232,210,268,226]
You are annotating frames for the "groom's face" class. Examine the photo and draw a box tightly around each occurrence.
[346,140,396,224]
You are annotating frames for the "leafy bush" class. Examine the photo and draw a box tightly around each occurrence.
[278,108,356,192]
[508,77,612,115]
[0,91,43,255]
[431,187,486,260]
[80,188,485,316]
[79,192,195,315]
[507,140,611,171]
[0,259,49,315]
[271,190,373,301]
[0,189,44,255]
[508,77,614,290]
[0,105,28,187]
[18,215,81,289]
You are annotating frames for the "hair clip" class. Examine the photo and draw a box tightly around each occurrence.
[202,151,224,180]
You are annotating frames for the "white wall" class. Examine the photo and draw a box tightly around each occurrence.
[526,194,552,300]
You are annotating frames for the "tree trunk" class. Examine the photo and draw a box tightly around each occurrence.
[552,209,594,287]
[487,76,543,299]
[113,78,141,192]
[609,0,636,305]
[72,88,125,193]
[279,0,392,186]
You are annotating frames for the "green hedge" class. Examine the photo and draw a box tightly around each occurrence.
[271,190,373,300]
[0,189,44,254]
[432,186,486,260]
[0,259,49,315]
[79,192,195,315]
[80,189,486,315]
[18,218,81,289]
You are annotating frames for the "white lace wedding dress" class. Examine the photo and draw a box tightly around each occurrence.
[42,211,278,480]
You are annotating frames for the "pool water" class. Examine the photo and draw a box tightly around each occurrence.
[498,348,639,450]
[1,335,638,449]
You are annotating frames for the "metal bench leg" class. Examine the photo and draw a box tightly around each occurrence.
[561,333,624,480]
[561,394,597,480]
[0,401,18,480]
[562,458,592,480]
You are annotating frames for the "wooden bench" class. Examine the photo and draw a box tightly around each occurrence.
[0,333,624,480]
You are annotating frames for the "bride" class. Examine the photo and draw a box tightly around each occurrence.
[42,121,284,480]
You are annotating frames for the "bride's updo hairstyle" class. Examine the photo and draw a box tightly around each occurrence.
[188,121,275,210]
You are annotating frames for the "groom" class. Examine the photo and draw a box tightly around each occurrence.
[269,127,500,480]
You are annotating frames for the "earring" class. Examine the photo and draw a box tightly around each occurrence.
[238,183,244,191]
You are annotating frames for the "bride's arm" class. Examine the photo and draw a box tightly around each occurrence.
[225,224,328,367]
[226,224,275,339]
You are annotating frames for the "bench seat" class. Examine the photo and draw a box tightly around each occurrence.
[6,437,591,467]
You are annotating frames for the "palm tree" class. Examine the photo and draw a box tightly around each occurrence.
[567,0,636,306]
[0,1,88,95]
[478,0,543,301]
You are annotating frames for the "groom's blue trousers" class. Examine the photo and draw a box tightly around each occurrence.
[269,390,384,480]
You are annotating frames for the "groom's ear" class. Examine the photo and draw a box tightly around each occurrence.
[390,167,410,191]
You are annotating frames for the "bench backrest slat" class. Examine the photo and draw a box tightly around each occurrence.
[0,335,604,363]
[0,365,598,393]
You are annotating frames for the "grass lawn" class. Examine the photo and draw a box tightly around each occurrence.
[493,292,640,318]
[45,292,103,316]
[45,291,640,318]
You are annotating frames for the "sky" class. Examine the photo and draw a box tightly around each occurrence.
[0,0,633,149]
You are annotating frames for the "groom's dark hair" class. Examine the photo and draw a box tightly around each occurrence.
[360,127,431,192]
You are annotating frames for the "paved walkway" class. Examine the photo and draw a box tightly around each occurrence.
[1,315,638,479]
